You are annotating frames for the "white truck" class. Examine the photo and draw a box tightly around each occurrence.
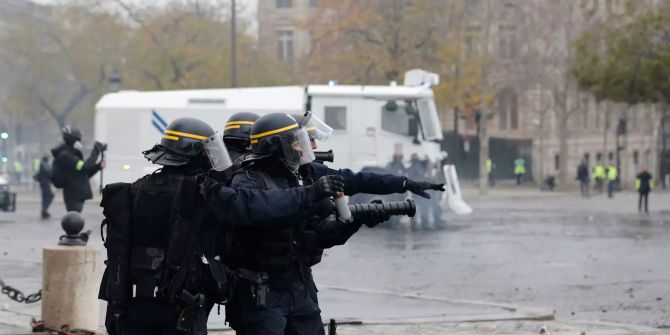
[94,69,471,214]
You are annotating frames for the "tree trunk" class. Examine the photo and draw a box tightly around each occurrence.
[558,116,570,191]
[479,112,489,195]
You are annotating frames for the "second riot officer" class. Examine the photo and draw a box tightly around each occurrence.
[225,113,375,335]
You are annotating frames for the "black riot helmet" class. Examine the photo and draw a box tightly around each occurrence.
[143,117,232,171]
[223,112,259,143]
[61,125,82,146]
[249,113,315,172]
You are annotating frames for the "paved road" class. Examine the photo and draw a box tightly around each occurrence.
[0,186,669,332]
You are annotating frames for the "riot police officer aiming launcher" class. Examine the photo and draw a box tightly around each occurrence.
[99,117,345,335]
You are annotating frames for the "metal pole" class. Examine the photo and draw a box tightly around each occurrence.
[231,0,237,88]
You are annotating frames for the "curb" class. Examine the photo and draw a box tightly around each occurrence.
[320,285,555,325]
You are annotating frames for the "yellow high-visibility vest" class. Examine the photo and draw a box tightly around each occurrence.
[593,164,606,179]
[607,165,618,181]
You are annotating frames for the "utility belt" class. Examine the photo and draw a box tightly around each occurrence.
[236,265,311,307]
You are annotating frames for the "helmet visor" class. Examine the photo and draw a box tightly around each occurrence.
[281,128,315,170]
[203,133,233,171]
[306,115,333,141]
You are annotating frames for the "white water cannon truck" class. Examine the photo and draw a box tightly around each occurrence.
[94,69,471,215]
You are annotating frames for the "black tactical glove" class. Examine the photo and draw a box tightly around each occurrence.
[94,141,108,152]
[360,199,391,228]
[310,175,345,200]
[314,198,336,220]
[404,179,445,199]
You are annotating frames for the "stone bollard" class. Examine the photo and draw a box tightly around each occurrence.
[41,212,101,332]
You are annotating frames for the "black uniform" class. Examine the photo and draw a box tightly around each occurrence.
[51,143,103,212]
[304,161,405,196]
[226,158,359,335]
[100,117,342,335]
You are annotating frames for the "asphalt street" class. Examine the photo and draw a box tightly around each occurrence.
[0,185,669,333]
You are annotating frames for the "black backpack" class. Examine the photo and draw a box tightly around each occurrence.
[50,156,66,189]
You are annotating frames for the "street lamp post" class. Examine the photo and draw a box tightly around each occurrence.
[231,0,237,88]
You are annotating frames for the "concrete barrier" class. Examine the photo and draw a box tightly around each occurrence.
[42,246,101,331]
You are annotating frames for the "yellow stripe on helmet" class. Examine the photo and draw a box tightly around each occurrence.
[250,123,298,140]
[250,139,259,144]
[163,135,179,141]
[164,129,208,140]
[226,121,255,126]
[224,125,241,130]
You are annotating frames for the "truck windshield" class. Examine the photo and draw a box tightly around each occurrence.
[417,99,443,141]
[380,100,413,136]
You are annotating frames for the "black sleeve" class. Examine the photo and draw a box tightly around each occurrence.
[83,149,102,177]
[207,172,317,226]
[309,162,406,196]
[314,216,362,248]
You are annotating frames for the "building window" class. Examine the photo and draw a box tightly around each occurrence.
[633,150,639,165]
[608,152,614,161]
[309,0,318,7]
[325,106,347,130]
[581,97,589,128]
[276,30,294,61]
[277,0,292,8]
[584,152,590,165]
[381,101,411,136]
[596,152,602,161]
[595,104,601,128]
[498,88,518,130]
[554,154,560,171]
[499,25,516,59]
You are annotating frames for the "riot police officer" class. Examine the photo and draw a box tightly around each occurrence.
[225,113,392,335]
[99,117,343,335]
[223,112,259,163]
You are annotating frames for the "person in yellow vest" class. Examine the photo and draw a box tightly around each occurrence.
[592,160,606,193]
[606,161,618,198]
[636,168,654,213]
[487,158,495,187]
[514,158,526,185]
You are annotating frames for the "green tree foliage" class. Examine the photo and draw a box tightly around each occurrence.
[302,0,491,125]
[0,1,291,129]
[571,4,670,105]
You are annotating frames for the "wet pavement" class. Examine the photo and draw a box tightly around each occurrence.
[0,186,669,333]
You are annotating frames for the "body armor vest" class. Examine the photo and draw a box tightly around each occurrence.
[223,164,322,273]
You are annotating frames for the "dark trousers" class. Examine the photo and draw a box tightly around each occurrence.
[230,275,324,335]
[607,181,616,198]
[64,198,84,212]
[488,173,495,187]
[638,191,649,213]
[117,299,186,335]
[40,185,54,216]
[579,180,590,197]
[516,174,522,185]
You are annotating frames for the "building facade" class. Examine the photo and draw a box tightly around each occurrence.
[257,0,318,63]
[258,0,667,187]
